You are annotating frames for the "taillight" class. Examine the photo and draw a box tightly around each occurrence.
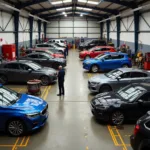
[134,125,140,136]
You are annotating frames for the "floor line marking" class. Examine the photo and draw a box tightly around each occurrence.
[115,127,128,150]
[12,137,20,150]
[24,136,30,147]
[108,125,119,146]
[43,86,51,100]
[41,86,48,98]
[20,137,25,146]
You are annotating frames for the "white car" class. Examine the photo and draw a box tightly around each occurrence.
[35,44,65,53]
[46,39,66,47]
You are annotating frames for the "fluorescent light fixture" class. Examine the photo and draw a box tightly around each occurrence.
[62,12,66,14]
[57,7,72,11]
[65,14,67,17]
[80,14,83,17]
[77,7,92,11]
[51,0,71,5]
[78,0,99,5]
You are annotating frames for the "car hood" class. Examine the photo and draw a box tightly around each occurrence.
[89,74,110,83]
[91,92,123,107]
[10,94,47,113]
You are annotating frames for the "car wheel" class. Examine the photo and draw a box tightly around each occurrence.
[99,85,112,93]
[91,65,99,73]
[122,64,129,68]
[0,75,7,85]
[40,76,50,86]
[85,55,90,60]
[7,120,25,136]
[110,111,124,125]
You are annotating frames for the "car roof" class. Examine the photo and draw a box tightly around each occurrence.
[131,83,150,91]
[118,68,149,74]
[95,46,114,49]
[104,52,127,55]
[0,60,33,65]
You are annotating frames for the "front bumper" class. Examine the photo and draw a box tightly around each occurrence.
[83,63,91,71]
[90,105,109,121]
[88,81,99,93]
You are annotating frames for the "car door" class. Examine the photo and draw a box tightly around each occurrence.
[26,54,41,64]
[92,48,102,57]
[130,72,146,84]
[110,55,123,69]
[100,55,112,70]
[4,63,22,82]
[19,64,35,82]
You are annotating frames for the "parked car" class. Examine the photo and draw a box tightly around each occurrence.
[36,44,64,53]
[0,84,48,136]
[83,52,132,73]
[130,111,150,150]
[29,48,64,58]
[79,46,116,60]
[91,83,150,125]
[0,60,57,85]
[88,68,150,93]
[46,39,66,47]
[79,39,106,51]
[19,52,66,69]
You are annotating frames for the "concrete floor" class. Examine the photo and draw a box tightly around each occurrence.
[0,50,134,150]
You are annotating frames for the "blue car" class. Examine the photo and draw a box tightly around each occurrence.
[83,52,132,73]
[0,85,48,136]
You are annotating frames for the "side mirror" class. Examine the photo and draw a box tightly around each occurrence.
[117,76,121,81]
[138,99,143,104]
[101,58,105,62]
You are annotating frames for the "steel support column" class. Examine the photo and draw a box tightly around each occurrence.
[100,22,104,39]
[38,20,41,42]
[29,16,33,48]
[116,16,121,47]
[106,20,110,43]
[44,22,47,40]
[14,11,19,58]
[134,11,139,54]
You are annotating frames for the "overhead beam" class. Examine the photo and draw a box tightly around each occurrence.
[102,0,137,9]
[40,10,108,18]
[31,4,119,15]
[16,0,47,9]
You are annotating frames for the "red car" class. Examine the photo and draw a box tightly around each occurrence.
[29,48,64,58]
[79,46,116,60]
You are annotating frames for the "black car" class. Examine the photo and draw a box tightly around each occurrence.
[130,112,150,150]
[79,39,106,51]
[19,52,66,69]
[0,60,57,85]
[91,83,150,125]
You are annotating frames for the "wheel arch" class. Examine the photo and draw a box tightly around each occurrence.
[99,84,113,92]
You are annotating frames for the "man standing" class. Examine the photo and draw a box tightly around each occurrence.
[57,66,65,96]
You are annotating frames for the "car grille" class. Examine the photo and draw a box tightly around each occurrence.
[41,105,48,115]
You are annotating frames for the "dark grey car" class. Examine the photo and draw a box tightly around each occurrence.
[0,60,57,86]
[19,52,66,69]
[88,68,150,93]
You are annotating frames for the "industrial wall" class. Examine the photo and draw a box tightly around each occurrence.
[108,11,150,54]
[47,18,100,39]
[0,10,45,48]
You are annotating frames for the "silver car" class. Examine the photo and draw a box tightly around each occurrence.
[88,68,150,93]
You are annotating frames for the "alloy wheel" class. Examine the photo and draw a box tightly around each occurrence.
[8,120,24,136]
[91,65,99,73]
[111,111,124,125]
[41,76,50,86]
[122,64,129,68]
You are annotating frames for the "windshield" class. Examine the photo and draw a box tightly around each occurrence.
[105,69,123,79]
[117,85,146,102]
[27,62,42,70]
[95,53,105,59]
[0,86,20,106]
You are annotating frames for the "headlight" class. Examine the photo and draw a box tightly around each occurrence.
[90,82,99,85]
[26,113,40,118]
[96,106,108,110]
[86,61,91,64]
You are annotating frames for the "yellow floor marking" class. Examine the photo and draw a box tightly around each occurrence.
[12,137,20,150]
[24,136,30,146]
[86,146,89,150]
[20,137,25,146]
[43,86,51,100]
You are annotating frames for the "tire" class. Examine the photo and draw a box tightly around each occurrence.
[0,75,7,85]
[40,76,50,86]
[7,120,25,136]
[85,55,90,60]
[122,64,129,68]
[91,65,99,73]
[99,85,112,93]
[110,111,124,125]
